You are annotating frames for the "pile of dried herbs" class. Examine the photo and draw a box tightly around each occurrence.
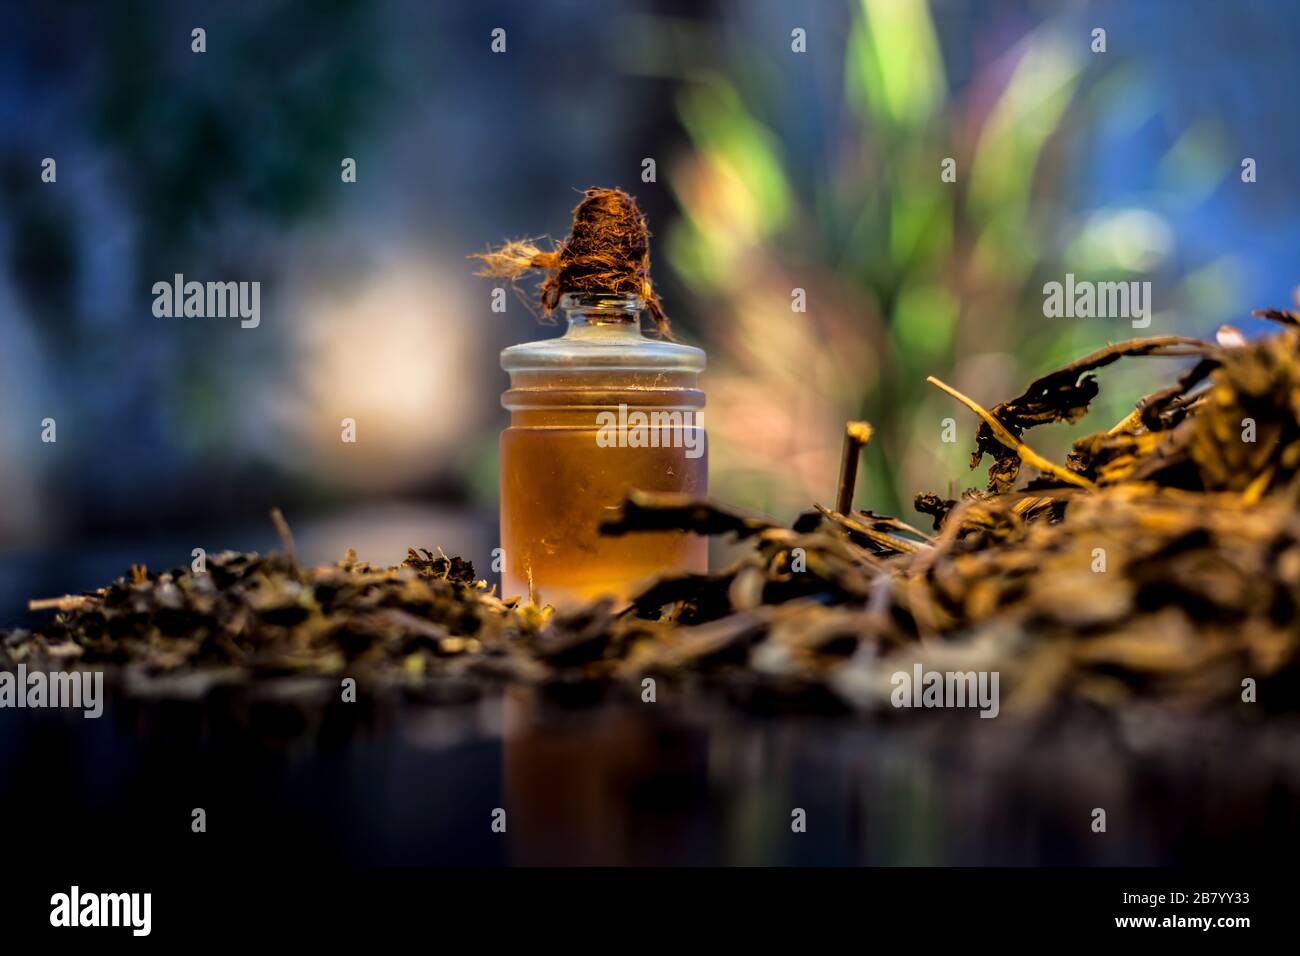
[6,313,1300,719]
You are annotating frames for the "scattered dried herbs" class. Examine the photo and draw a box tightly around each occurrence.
[8,316,1300,720]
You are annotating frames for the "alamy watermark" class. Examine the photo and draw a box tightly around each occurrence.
[0,665,103,718]
[891,663,1000,718]
[1043,273,1151,329]
[595,404,704,459]
[152,273,261,328]
[50,886,151,936]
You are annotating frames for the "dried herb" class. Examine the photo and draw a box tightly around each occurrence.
[965,336,1211,492]
[3,546,547,685]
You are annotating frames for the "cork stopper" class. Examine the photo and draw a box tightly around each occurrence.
[471,187,672,338]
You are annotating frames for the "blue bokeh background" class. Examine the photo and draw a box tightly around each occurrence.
[1,0,1297,623]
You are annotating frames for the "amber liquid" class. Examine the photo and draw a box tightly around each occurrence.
[500,376,706,604]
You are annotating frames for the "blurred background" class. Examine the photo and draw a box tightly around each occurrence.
[2,0,1299,623]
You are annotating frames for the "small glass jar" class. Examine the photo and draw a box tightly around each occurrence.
[500,293,707,604]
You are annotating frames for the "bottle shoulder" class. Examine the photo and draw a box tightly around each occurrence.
[501,324,706,372]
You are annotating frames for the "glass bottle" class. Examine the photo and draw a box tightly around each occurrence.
[500,293,707,604]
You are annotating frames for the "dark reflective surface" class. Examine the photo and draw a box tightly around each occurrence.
[2,676,1296,866]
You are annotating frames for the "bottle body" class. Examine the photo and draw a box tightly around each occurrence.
[500,296,707,604]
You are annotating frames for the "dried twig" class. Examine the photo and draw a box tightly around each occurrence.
[835,421,873,514]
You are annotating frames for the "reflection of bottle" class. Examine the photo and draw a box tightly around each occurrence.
[500,687,706,865]
[500,293,707,604]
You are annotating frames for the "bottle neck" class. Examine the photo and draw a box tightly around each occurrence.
[561,293,643,333]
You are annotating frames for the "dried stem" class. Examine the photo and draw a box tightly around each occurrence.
[815,504,924,554]
[836,421,873,514]
[28,595,94,613]
[270,507,300,577]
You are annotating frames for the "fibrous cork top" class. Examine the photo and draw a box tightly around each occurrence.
[471,187,671,337]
